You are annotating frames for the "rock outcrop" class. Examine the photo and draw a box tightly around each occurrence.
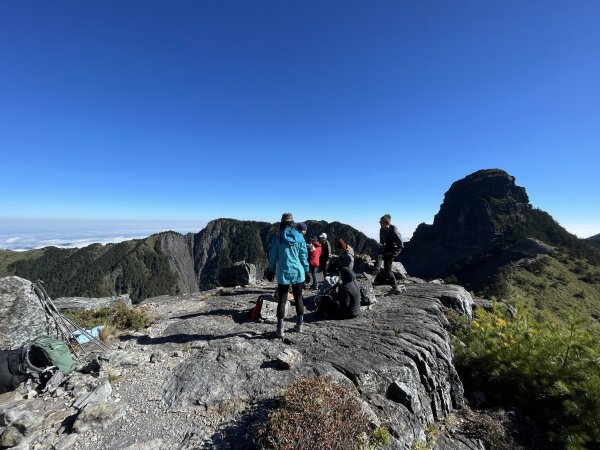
[160,283,473,448]
[0,281,479,449]
[400,168,591,289]
[218,261,257,287]
[0,276,58,350]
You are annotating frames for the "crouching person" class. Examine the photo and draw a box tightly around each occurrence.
[316,268,361,320]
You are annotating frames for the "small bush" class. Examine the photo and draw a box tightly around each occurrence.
[256,375,379,450]
[64,303,151,331]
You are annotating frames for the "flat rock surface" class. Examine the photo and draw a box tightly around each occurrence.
[1,283,478,450]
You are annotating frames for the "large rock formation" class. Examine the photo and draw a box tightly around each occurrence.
[0,282,481,449]
[160,283,473,448]
[0,277,58,349]
[400,168,594,288]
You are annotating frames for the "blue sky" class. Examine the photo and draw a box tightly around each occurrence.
[1,1,599,246]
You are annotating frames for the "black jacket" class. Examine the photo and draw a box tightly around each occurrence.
[334,268,361,318]
[379,224,403,257]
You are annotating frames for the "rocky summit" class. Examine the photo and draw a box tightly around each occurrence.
[0,278,482,450]
[400,168,593,289]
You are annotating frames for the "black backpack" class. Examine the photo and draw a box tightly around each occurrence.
[0,348,28,394]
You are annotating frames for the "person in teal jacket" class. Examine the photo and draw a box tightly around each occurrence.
[266,212,309,338]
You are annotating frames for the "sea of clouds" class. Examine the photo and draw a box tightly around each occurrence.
[0,219,207,251]
[0,218,420,252]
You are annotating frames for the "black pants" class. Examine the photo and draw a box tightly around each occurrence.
[277,283,304,319]
[317,295,358,320]
[309,264,319,289]
[383,254,397,287]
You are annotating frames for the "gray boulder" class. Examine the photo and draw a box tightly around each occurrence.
[355,272,377,305]
[0,276,58,350]
[353,254,375,273]
[374,261,409,284]
[53,294,132,311]
[218,262,256,287]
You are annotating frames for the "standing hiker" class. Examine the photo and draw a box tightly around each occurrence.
[265,213,309,337]
[377,214,404,295]
[307,237,322,290]
[318,233,331,275]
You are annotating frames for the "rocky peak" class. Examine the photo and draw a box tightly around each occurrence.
[429,168,531,249]
[401,169,541,282]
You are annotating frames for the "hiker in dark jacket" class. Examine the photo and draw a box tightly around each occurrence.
[266,212,310,337]
[316,267,361,319]
[318,233,331,275]
[377,214,404,295]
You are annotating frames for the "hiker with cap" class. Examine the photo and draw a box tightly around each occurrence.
[265,213,310,337]
[377,214,404,295]
[337,239,354,271]
[318,233,332,275]
[315,267,361,320]
[307,237,322,290]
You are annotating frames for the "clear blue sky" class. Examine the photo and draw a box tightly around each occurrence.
[1,1,599,241]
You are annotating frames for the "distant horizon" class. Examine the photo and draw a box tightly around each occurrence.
[0,215,597,252]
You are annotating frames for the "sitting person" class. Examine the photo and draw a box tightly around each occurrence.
[315,267,361,319]
[337,239,354,271]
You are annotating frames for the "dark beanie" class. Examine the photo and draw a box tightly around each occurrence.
[297,222,307,232]
[281,212,294,222]
[380,214,391,225]
[337,239,347,250]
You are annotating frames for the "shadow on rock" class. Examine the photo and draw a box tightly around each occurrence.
[174,308,249,324]
[137,331,274,346]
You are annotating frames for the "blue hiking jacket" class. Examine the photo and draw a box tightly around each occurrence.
[268,226,309,285]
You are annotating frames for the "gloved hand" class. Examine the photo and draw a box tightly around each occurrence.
[305,272,311,284]
[265,269,275,282]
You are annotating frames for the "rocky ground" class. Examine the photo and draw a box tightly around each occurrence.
[1,280,485,450]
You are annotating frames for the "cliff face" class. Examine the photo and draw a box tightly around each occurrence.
[400,168,600,288]
[157,232,199,294]
[428,169,531,249]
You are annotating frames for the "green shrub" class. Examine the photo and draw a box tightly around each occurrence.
[454,304,600,449]
[64,303,151,331]
[256,375,380,450]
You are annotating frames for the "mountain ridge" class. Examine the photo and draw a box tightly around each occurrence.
[0,219,379,302]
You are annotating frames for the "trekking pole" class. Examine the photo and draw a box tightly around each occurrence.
[33,283,86,360]
[35,281,111,353]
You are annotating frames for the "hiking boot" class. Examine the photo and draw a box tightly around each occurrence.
[276,327,285,338]
[294,323,304,333]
